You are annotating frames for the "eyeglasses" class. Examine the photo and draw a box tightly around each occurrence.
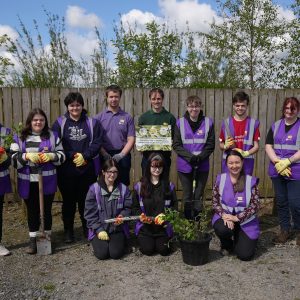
[106,170,118,175]
[187,105,200,109]
[150,166,163,170]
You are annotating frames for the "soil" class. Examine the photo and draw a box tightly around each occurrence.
[0,200,299,300]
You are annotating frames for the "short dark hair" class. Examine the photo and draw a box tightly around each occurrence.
[149,88,164,99]
[64,92,84,107]
[105,85,122,98]
[101,158,120,183]
[21,108,50,141]
[186,95,202,106]
[232,91,249,105]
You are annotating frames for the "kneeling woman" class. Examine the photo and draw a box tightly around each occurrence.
[84,159,132,260]
[133,153,178,256]
[11,108,65,254]
[212,150,260,261]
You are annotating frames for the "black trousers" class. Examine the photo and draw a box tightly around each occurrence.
[107,150,131,186]
[0,195,3,242]
[91,231,126,260]
[58,174,97,230]
[213,218,257,261]
[24,183,54,232]
[137,234,171,256]
[178,170,208,219]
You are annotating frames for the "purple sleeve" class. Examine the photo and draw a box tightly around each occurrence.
[127,115,135,137]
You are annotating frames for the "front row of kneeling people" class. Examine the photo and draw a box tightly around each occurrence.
[0,87,299,262]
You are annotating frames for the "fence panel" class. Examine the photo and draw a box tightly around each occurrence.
[1,87,297,198]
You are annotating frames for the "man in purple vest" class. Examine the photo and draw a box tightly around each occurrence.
[0,124,12,256]
[173,95,215,219]
[219,91,260,175]
[95,85,135,186]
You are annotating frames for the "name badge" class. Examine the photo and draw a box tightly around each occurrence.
[43,147,49,152]
[197,129,203,135]
[237,196,243,203]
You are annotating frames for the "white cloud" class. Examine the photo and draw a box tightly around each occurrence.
[0,25,18,41]
[277,6,295,21]
[159,0,220,33]
[66,6,102,29]
[66,31,99,59]
[120,9,162,32]
[119,0,220,34]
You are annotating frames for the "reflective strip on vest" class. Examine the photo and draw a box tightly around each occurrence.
[244,118,255,145]
[180,117,210,144]
[273,119,300,151]
[224,118,231,138]
[219,174,256,225]
[17,169,56,180]
[0,169,9,177]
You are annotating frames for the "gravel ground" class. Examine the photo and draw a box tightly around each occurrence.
[0,201,299,300]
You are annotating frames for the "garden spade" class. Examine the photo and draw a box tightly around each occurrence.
[36,168,52,255]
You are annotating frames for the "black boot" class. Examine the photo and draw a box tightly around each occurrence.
[63,219,74,243]
[25,237,37,254]
[184,202,193,220]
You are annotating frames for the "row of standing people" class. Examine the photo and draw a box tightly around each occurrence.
[0,86,299,258]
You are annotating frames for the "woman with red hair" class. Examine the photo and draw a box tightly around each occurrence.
[265,97,300,246]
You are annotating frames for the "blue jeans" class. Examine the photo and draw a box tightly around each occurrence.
[272,177,300,231]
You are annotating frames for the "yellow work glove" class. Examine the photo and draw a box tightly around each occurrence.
[280,167,291,177]
[114,215,124,225]
[73,153,86,167]
[224,137,235,150]
[275,158,291,174]
[140,213,153,224]
[26,153,41,163]
[0,152,8,164]
[233,148,250,158]
[39,153,56,163]
[97,231,109,241]
[154,213,165,225]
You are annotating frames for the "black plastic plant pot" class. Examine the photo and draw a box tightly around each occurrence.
[180,233,212,266]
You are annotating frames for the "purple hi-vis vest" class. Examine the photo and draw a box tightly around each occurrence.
[0,126,12,195]
[212,173,260,240]
[268,119,300,180]
[134,181,174,237]
[176,116,213,173]
[57,116,100,176]
[87,182,129,241]
[14,131,58,199]
[222,117,260,175]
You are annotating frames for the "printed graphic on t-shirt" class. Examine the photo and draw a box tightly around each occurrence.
[68,126,87,141]
[119,118,125,125]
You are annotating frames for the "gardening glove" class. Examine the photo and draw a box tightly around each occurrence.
[112,152,125,163]
[73,153,86,167]
[280,167,292,177]
[26,153,41,163]
[140,213,153,224]
[0,151,8,164]
[114,215,124,225]
[190,155,199,166]
[154,213,165,225]
[97,231,109,241]
[38,152,56,163]
[224,137,235,150]
[275,158,291,174]
[233,148,250,158]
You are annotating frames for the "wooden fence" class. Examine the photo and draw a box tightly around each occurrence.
[1,87,300,199]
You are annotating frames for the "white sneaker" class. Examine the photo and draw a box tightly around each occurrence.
[0,244,11,256]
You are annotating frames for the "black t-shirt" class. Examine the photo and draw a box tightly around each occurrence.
[266,118,300,145]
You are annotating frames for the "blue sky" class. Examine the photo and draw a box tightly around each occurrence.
[0,0,295,64]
